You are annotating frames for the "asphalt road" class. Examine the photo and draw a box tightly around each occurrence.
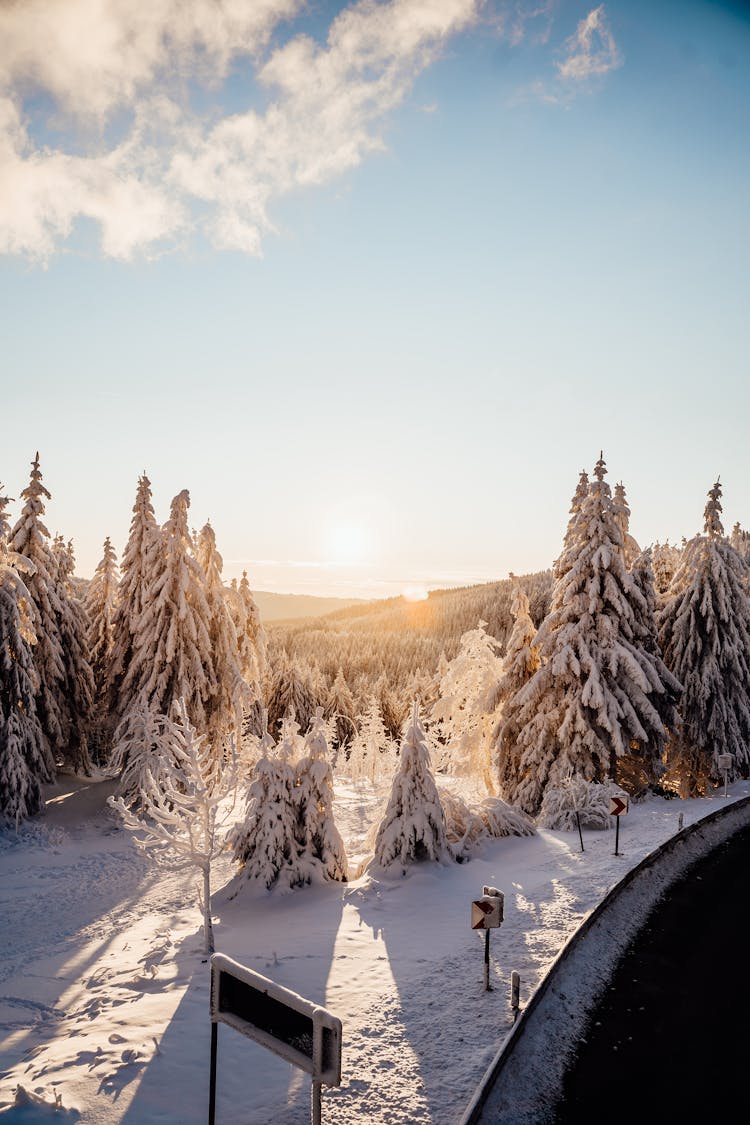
[553,821,750,1123]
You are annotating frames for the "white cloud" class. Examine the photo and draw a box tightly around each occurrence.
[556,4,621,82]
[0,0,479,262]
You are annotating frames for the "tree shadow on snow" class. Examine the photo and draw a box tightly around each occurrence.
[119,880,345,1125]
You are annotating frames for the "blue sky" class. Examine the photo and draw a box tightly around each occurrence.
[1,1,748,597]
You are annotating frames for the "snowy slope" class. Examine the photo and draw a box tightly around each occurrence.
[2,773,748,1123]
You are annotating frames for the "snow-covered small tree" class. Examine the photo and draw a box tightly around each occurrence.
[120,490,216,741]
[537,776,625,832]
[0,499,46,822]
[87,538,119,696]
[110,473,159,719]
[346,695,395,783]
[374,672,406,742]
[10,455,65,779]
[431,621,503,789]
[52,536,95,773]
[294,709,348,883]
[440,788,535,861]
[324,668,357,751]
[730,522,750,566]
[371,702,449,872]
[658,480,750,794]
[612,482,641,568]
[196,522,248,742]
[229,723,299,891]
[651,541,683,598]
[108,700,234,953]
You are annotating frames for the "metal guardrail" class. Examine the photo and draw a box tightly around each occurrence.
[460,793,750,1124]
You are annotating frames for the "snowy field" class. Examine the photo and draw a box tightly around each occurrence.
[2,775,748,1124]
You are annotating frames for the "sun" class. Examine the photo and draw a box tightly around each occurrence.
[326,523,369,564]
[403,586,428,603]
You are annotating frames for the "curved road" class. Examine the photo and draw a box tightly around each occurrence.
[553,823,750,1122]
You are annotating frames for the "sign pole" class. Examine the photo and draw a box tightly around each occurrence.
[614,815,621,856]
[575,810,584,853]
[484,930,491,992]
[312,1081,322,1125]
[208,1020,218,1125]
[511,971,520,1023]
[724,769,729,799]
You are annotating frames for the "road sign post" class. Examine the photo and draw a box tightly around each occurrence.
[471,886,504,991]
[575,809,584,853]
[511,970,521,1023]
[717,753,732,798]
[609,795,628,856]
[209,954,342,1125]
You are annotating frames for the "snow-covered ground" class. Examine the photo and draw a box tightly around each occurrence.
[2,774,748,1124]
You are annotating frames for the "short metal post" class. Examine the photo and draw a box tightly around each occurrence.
[311,1080,322,1125]
[208,1021,218,1125]
[614,815,621,856]
[484,930,491,991]
[724,770,729,798]
[511,970,520,1022]
[678,812,684,832]
[575,810,584,853]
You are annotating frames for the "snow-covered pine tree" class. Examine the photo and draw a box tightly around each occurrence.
[491,580,541,797]
[730,522,750,566]
[430,620,503,789]
[86,538,119,763]
[497,455,680,815]
[374,672,407,742]
[658,480,750,794]
[51,537,95,774]
[109,700,234,954]
[196,522,248,742]
[236,570,267,688]
[110,473,159,720]
[229,722,300,891]
[651,541,682,598]
[324,668,357,751]
[9,455,66,780]
[266,652,317,736]
[612,482,641,568]
[371,701,449,872]
[345,695,395,783]
[0,492,46,821]
[553,470,589,579]
[120,490,216,740]
[294,709,348,883]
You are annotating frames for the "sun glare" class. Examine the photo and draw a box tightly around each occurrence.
[326,523,369,564]
[403,586,429,603]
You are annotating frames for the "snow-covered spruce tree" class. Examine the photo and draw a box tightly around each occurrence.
[491,580,541,797]
[294,709,348,883]
[9,455,65,779]
[52,537,95,773]
[324,668,357,751]
[120,490,216,741]
[196,522,248,742]
[235,570,267,688]
[651,541,683,599]
[229,721,300,891]
[730,522,750,566]
[371,702,449,872]
[496,455,680,816]
[110,473,159,721]
[431,621,504,789]
[612,481,641,568]
[266,652,317,736]
[0,497,46,822]
[345,695,395,783]
[553,470,589,579]
[374,672,406,742]
[109,700,234,954]
[86,538,119,762]
[658,480,750,794]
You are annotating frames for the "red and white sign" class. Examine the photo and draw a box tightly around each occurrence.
[609,796,629,817]
[471,895,502,930]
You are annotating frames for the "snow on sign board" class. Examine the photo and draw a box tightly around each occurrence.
[471,894,503,930]
[717,754,733,771]
[210,954,342,1086]
[609,796,629,817]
